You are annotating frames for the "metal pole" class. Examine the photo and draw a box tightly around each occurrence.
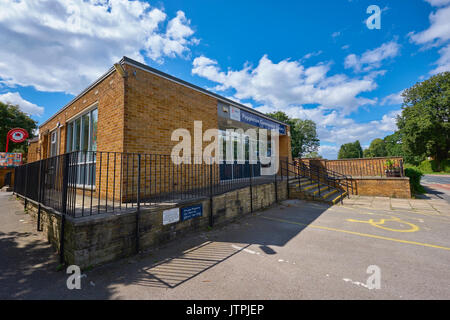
[24,164,28,210]
[136,154,141,254]
[209,160,213,227]
[250,163,253,213]
[60,154,70,264]
[286,158,289,199]
[274,171,278,203]
[37,160,43,231]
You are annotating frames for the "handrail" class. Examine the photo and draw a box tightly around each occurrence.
[282,159,354,199]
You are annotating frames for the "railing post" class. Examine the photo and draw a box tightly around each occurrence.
[24,164,28,210]
[209,159,214,227]
[400,159,404,177]
[274,170,278,203]
[13,167,17,194]
[286,158,289,199]
[60,154,70,265]
[250,163,253,213]
[37,160,43,232]
[136,154,141,254]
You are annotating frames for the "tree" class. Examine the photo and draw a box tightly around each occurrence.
[363,138,387,158]
[398,71,450,169]
[338,140,363,159]
[383,132,403,157]
[303,151,322,159]
[0,101,37,153]
[267,111,320,158]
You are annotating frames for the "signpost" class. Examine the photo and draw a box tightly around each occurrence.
[5,128,28,152]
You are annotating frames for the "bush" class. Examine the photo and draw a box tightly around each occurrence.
[418,159,450,173]
[405,167,425,194]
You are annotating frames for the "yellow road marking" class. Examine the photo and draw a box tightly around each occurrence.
[338,204,450,223]
[346,216,420,233]
[260,216,450,251]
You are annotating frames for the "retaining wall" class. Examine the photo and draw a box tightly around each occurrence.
[21,181,288,268]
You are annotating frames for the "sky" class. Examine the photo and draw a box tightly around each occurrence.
[0,0,449,159]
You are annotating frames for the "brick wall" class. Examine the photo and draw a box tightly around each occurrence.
[27,140,40,163]
[296,157,405,177]
[351,177,411,198]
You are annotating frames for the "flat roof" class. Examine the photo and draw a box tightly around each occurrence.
[40,56,288,128]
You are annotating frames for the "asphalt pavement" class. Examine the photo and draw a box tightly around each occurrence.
[1,191,449,300]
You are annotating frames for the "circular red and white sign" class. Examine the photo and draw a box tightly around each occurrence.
[8,128,29,143]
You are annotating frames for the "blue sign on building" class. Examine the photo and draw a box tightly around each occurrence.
[240,110,286,135]
[181,204,203,221]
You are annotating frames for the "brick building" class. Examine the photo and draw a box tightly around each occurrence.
[28,56,292,199]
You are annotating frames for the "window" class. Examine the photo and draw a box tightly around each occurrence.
[66,107,98,187]
[50,130,58,157]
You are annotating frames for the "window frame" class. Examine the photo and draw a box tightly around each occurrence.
[66,106,98,188]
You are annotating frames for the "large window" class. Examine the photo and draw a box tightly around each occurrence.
[66,108,98,187]
[50,130,58,157]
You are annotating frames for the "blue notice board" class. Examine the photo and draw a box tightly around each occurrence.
[181,204,203,221]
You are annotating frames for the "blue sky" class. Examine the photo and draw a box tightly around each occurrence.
[0,0,449,159]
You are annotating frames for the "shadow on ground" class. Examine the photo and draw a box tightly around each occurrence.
[1,195,331,299]
[69,199,330,298]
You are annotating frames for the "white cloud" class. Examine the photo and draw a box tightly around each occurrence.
[318,145,339,160]
[344,41,400,72]
[430,44,450,73]
[254,104,400,159]
[0,0,197,94]
[425,0,450,7]
[381,91,404,105]
[0,92,44,116]
[408,4,450,74]
[409,5,450,45]
[331,31,341,38]
[192,54,377,114]
[191,52,400,159]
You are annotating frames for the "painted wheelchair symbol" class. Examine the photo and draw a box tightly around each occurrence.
[347,216,419,233]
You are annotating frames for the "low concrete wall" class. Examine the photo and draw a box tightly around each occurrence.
[21,181,288,268]
[351,176,411,198]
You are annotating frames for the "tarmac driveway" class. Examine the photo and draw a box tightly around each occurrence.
[1,192,449,300]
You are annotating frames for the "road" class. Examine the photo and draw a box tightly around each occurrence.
[1,191,449,299]
[420,174,450,202]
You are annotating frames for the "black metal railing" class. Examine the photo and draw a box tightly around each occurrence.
[14,151,283,219]
[281,158,354,198]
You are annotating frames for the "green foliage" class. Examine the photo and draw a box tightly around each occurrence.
[405,167,425,194]
[303,151,322,158]
[0,101,37,153]
[398,71,450,170]
[384,159,394,169]
[267,111,320,158]
[418,159,450,173]
[338,140,363,159]
[383,132,403,157]
[363,138,387,158]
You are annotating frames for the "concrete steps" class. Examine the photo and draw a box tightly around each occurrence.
[287,176,347,205]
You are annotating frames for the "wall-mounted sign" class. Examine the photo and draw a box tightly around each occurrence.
[181,204,203,221]
[240,110,286,135]
[163,207,180,225]
[229,106,241,121]
[0,153,22,168]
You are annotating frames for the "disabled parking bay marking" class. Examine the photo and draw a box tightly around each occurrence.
[260,215,450,251]
[346,216,420,233]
